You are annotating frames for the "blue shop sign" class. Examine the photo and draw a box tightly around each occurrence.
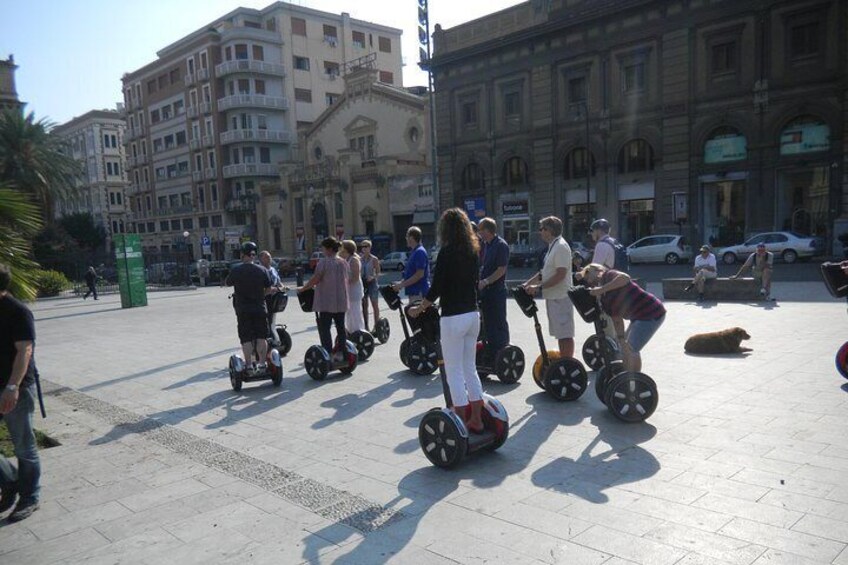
[463,196,487,219]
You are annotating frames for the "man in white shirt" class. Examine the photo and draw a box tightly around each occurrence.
[685,245,717,302]
[522,216,575,357]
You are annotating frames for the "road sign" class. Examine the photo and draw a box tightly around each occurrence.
[201,235,211,246]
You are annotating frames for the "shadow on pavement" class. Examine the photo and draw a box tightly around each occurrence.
[35,306,125,322]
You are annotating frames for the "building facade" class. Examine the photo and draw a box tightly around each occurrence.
[121,2,402,259]
[262,58,432,257]
[53,109,130,250]
[430,0,847,254]
[0,55,23,112]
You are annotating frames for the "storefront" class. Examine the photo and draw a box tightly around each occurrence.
[564,187,596,244]
[498,194,532,255]
[617,182,654,244]
[699,129,749,247]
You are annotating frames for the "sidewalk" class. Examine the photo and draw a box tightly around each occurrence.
[3,288,848,564]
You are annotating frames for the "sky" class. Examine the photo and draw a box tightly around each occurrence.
[1,0,525,125]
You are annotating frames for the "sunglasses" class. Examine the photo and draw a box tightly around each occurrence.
[538,227,547,232]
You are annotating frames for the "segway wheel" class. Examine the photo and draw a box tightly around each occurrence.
[495,345,525,384]
[595,366,612,404]
[228,357,243,392]
[270,363,283,387]
[338,340,359,375]
[399,338,411,368]
[836,342,848,379]
[276,327,293,357]
[532,351,561,390]
[418,409,467,468]
[408,336,438,375]
[374,318,390,344]
[304,345,330,381]
[604,372,658,423]
[543,357,588,402]
[350,331,375,362]
[582,335,619,371]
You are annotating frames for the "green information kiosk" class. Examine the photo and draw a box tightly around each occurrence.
[114,234,148,308]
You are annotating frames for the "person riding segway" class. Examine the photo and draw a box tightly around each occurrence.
[225,242,283,391]
[258,251,292,357]
[360,240,390,344]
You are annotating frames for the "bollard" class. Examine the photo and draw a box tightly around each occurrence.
[296,267,304,287]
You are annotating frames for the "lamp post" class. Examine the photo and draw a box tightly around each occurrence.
[417,0,439,210]
[182,230,191,285]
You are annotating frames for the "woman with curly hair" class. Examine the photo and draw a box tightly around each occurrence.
[409,208,484,432]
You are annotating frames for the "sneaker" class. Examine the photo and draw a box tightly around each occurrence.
[0,487,17,514]
[759,288,766,297]
[256,362,268,373]
[8,500,39,522]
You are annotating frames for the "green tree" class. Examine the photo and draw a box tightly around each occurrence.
[0,109,80,221]
[59,212,106,251]
[0,184,43,301]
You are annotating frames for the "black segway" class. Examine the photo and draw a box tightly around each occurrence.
[380,285,437,375]
[569,285,659,423]
[512,286,588,401]
[475,304,525,384]
[414,303,510,468]
[821,262,848,379]
[297,288,358,381]
[266,289,293,357]
[363,292,391,344]
[227,343,284,392]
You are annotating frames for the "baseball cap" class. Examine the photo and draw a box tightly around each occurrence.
[756,242,766,248]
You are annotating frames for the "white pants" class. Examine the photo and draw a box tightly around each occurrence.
[440,311,483,407]
[346,296,366,333]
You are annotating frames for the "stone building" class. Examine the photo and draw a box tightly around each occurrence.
[430,0,847,254]
[261,55,432,257]
[0,55,23,112]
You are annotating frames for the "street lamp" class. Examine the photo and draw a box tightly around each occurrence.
[417,0,439,207]
[182,230,191,285]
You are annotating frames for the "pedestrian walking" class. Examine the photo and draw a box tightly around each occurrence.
[83,266,98,300]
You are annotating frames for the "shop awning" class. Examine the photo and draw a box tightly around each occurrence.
[412,210,436,224]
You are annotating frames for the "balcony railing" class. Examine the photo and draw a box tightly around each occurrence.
[202,136,215,147]
[126,182,149,195]
[192,171,203,182]
[219,129,293,145]
[216,59,287,77]
[186,102,212,118]
[127,154,148,167]
[184,73,196,85]
[127,126,145,140]
[222,163,278,178]
[152,204,194,218]
[220,26,281,44]
[225,196,258,213]
[217,95,289,112]
[189,139,201,151]
[197,68,210,81]
[205,167,217,180]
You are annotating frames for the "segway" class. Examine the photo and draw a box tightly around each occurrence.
[266,289,293,357]
[475,303,525,384]
[348,327,376,362]
[414,303,510,468]
[512,286,588,401]
[297,288,358,381]
[569,285,659,423]
[821,262,848,379]
[380,285,437,375]
[227,344,284,392]
[363,292,391,344]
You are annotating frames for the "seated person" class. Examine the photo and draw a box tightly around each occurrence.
[685,245,717,301]
[731,242,774,300]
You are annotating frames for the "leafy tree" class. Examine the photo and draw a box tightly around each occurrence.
[59,212,106,251]
[0,184,43,301]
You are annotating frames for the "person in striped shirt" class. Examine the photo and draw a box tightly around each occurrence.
[579,263,666,372]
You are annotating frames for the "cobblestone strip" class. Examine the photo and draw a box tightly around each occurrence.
[42,381,404,533]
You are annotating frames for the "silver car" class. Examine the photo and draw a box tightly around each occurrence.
[626,235,693,265]
[380,251,409,272]
[717,231,822,265]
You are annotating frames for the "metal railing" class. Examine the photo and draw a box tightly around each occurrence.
[217,94,289,111]
[222,163,278,178]
[216,60,286,77]
[219,129,293,144]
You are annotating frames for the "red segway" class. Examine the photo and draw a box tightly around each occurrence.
[297,288,358,381]
[380,285,438,375]
[821,262,848,379]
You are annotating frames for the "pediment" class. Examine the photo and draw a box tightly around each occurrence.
[344,115,378,135]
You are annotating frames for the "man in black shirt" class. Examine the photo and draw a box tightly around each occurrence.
[226,242,273,368]
[0,263,42,522]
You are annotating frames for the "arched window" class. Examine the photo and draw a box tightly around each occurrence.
[502,157,529,187]
[618,139,654,174]
[563,148,596,180]
[780,115,829,155]
[461,163,485,192]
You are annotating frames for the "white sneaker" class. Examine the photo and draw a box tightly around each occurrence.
[759,288,766,297]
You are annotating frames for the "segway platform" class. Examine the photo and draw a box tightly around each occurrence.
[228,349,283,391]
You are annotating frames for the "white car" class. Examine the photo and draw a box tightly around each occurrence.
[380,251,409,272]
[626,235,693,265]
[717,231,822,265]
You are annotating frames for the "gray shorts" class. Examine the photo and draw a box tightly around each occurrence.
[545,296,575,340]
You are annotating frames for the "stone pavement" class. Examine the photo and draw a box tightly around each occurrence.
[2,281,848,564]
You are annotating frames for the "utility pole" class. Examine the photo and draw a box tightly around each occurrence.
[418,0,439,209]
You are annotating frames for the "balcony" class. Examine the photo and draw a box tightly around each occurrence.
[127,182,149,195]
[192,171,203,182]
[220,26,281,44]
[186,102,212,118]
[127,154,148,167]
[189,138,201,151]
[205,167,217,180]
[217,94,289,112]
[197,68,210,81]
[153,204,194,218]
[222,163,278,178]
[216,60,287,77]
[225,194,259,213]
[127,126,145,140]
[219,129,293,145]
[184,73,196,85]
[202,136,215,147]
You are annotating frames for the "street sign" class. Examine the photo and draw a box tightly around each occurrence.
[201,235,211,246]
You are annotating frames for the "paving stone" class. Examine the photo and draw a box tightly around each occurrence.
[318,494,404,533]
[571,525,688,565]
[718,517,846,563]
[274,478,351,511]
[1,527,111,565]
[644,522,767,564]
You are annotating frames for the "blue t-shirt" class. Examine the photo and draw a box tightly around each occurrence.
[403,244,430,297]
[480,235,509,290]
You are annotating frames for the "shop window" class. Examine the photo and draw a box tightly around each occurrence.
[563,148,596,180]
[619,199,655,244]
[618,139,654,174]
[703,180,746,247]
[502,157,528,188]
[777,167,829,238]
[780,116,829,156]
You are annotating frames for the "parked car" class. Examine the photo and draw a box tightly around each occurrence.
[626,235,693,265]
[717,231,822,265]
[273,256,296,277]
[381,251,409,272]
[570,241,594,268]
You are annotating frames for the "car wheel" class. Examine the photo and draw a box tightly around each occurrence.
[397,263,404,272]
[722,252,737,265]
[781,249,797,264]
[665,253,680,265]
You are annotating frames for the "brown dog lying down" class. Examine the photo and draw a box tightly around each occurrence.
[684,327,751,354]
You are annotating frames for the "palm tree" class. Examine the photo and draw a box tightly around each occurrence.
[0,183,43,301]
[0,109,80,221]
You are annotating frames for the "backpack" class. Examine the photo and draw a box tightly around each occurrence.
[601,236,629,273]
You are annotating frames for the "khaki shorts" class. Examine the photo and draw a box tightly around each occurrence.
[545,296,575,340]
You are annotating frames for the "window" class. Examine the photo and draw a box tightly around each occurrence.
[568,76,587,105]
[273,227,281,250]
[618,139,655,173]
[183,218,193,230]
[462,101,478,128]
[323,24,338,44]
[260,147,271,164]
[504,91,521,117]
[324,61,340,77]
[171,220,181,231]
[160,221,169,232]
[150,109,160,124]
[178,161,189,175]
[138,223,147,233]
[117,193,122,205]
[294,56,310,71]
[418,183,433,197]
[212,214,223,227]
[157,75,167,89]
[378,71,393,84]
[169,68,180,85]
[255,79,266,95]
[199,216,209,228]
[378,36,391,53]
[334,194,343,219]
[164,134,174,149]
[110,192,116,205]
[257,115,267,130]
[199,51,208,69]
[244,20,261,29]
[325,93,340,106]
[790,21,820,59]
[146,196,152,211]
[295,88,312,103]
[623,62,646,93]
[156,167,166,180]
[291,17,306,36]
[242,147,255,163]
[147,79,157,94]
[208,150,216,169]
[711,41,737,75]
[563,148,596,179]
[210,183,218,205]
[238,79,250,94]
[234,44,248,60]
[252,45,264,61]
[167,164,177,178]
[503,157,528,187]
[352,31,365,49]
[173,100,184,115]
[176,131,187,146]
[161,105,171,120]
[187,57,195,74]
[147,221,155,232]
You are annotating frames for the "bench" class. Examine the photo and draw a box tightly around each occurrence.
[662,277,763,301]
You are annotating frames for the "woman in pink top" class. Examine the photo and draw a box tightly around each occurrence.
[298,237,350,352]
